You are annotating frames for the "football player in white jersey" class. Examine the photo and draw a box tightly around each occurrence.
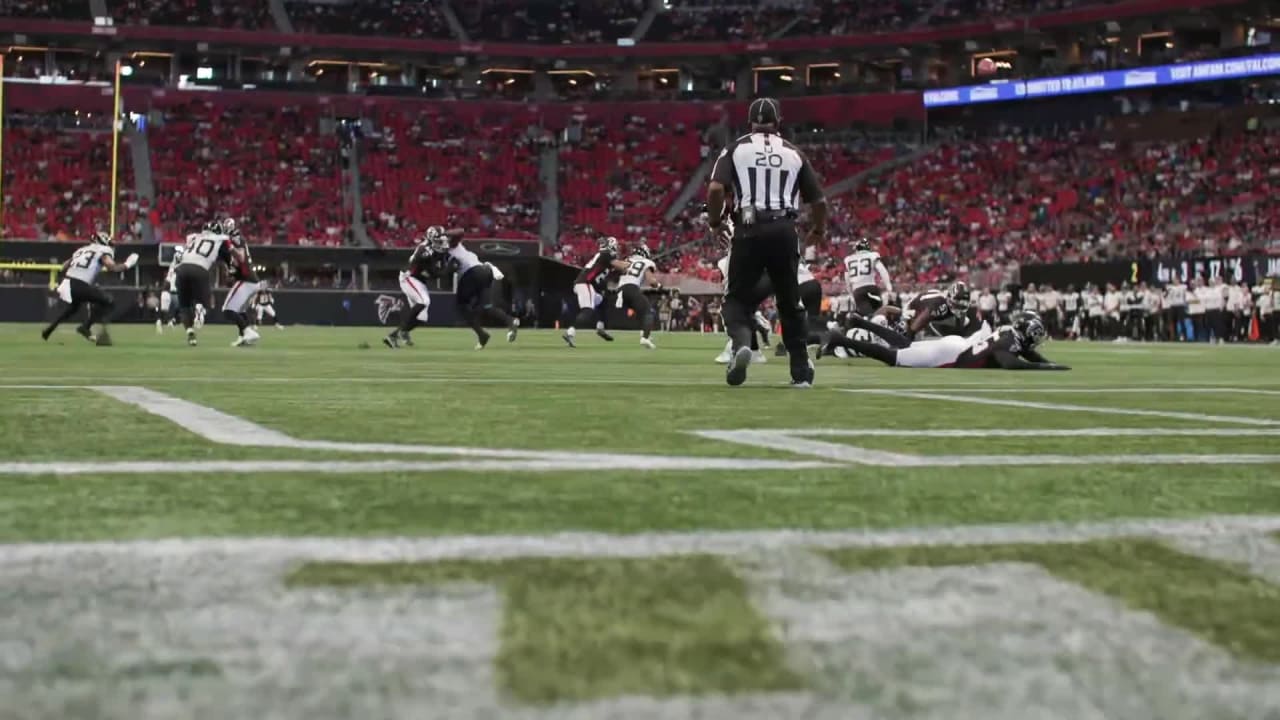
[175,221,235,347]
[842,238,893,316]
[427,227,519,349]
[615,245,662,349]
[157,245,185,333]
[43,231,137,343]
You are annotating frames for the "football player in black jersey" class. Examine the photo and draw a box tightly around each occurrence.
[564,236,632,348]
[823,310,1069,370]
[906,281,985,338]
[430,227,520,349]
[384,231,439,349]
[220,219,263,347]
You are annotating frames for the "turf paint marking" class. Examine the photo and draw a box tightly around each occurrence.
[4,515,1280,720]
[691,429,1280,466]
[846,389,1280,427]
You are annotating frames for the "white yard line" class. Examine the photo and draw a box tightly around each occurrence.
[788,428,1280,438]
[838,388,1280,396]
[846,390,1280,426]
[88,385,828,468]
[691,430,928,467]
[0,457,836,476]
[3,514,1280,561]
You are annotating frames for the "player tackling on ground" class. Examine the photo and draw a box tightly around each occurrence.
[823,310,1069,370]
[42,231,137,344]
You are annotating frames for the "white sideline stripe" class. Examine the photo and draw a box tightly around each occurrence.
[839,388,1280,396]
[692,430,1280,466]
[0,457,836,476]
[3,514,1280,562]
[691,430,928,467]
[89,385,827,467]
[849,390,1280,427]
[8,379,1280,389]
[787,428,1280,438]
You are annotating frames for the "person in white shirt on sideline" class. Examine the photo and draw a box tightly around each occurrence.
[1102,283,1123,341]
[1186,278,1206,342]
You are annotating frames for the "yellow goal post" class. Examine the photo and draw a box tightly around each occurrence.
[0,262,63,289]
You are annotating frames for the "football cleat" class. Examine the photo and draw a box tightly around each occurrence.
[186,330,198,347]
[40,327,52,342]
[383,335,400,350]
[398,331,414,347]
[726,347,753,387]
[507,319,519,343]
[640,337,656,350]
[242,328,261,346]
[790,360,815,388]
[751,351,766,364]
[75,325,94,343]
[774,343,787,357]
[596,329,615,342]
[562,333,576,348]
[476,330,492,350]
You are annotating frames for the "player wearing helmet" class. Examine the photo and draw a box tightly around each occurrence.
[42,231,138,344]
[614,244,662,349]
[384,228,443,349]
[218,219,263,348]
[425,227,520,349]
[842,237,894,317]
[821,310,1069,370]
[564,236,632,348]
[904,281,983,338]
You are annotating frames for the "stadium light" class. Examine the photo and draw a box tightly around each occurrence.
[120,64,134,77]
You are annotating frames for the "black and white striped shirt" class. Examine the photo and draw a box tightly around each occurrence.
[710,132,823,213]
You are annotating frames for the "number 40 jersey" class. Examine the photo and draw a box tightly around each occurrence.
[179,232,232,272]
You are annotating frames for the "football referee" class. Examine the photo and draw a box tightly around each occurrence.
[706,97,827,387]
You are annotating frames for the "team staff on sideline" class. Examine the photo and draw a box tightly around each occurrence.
[706,97,827,388]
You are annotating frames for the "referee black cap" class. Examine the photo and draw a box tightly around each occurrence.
[748,97,781,127]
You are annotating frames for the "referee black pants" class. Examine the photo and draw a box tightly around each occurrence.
[722,219,808,375]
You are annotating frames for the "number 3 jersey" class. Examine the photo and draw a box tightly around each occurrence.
[65,244,115,284]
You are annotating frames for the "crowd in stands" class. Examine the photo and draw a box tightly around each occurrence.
[286,0,450,38]
[0,112,125,242]
[928,0,1119,26]
[0,0,88,20]
[458,0,645,44]
[645,1,799,43]
[148,102,345,245]
[360,106,544,246]
[554,115,706,262]
[110,0,270,28]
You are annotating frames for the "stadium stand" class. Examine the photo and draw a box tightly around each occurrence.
[359,104,544,246]
[111,0,271,28]
[458,0,646,44]
[0,112,125,242]
[286,0,451,38]
[0,0,90,19]
[147,101,345,245]
[928,0,1121,26]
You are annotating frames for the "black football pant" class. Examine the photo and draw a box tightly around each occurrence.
[618,285,654,338]
[46,279,115,335]
[824,314,910,366]
[457,265,515,339]
[722,220,808,380]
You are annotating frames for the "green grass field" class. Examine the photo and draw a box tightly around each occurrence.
[2,322,1279,719]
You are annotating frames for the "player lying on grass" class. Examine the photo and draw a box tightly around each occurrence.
[822,310,1070,370]
[906,281,985,338]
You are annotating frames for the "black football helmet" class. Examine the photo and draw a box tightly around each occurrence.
[854,237,873,253]
[947,281,971,310]
[1012,310,1048,348]
[203,221,221,234]
[632,245,652,260]
[90,231,112,246]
